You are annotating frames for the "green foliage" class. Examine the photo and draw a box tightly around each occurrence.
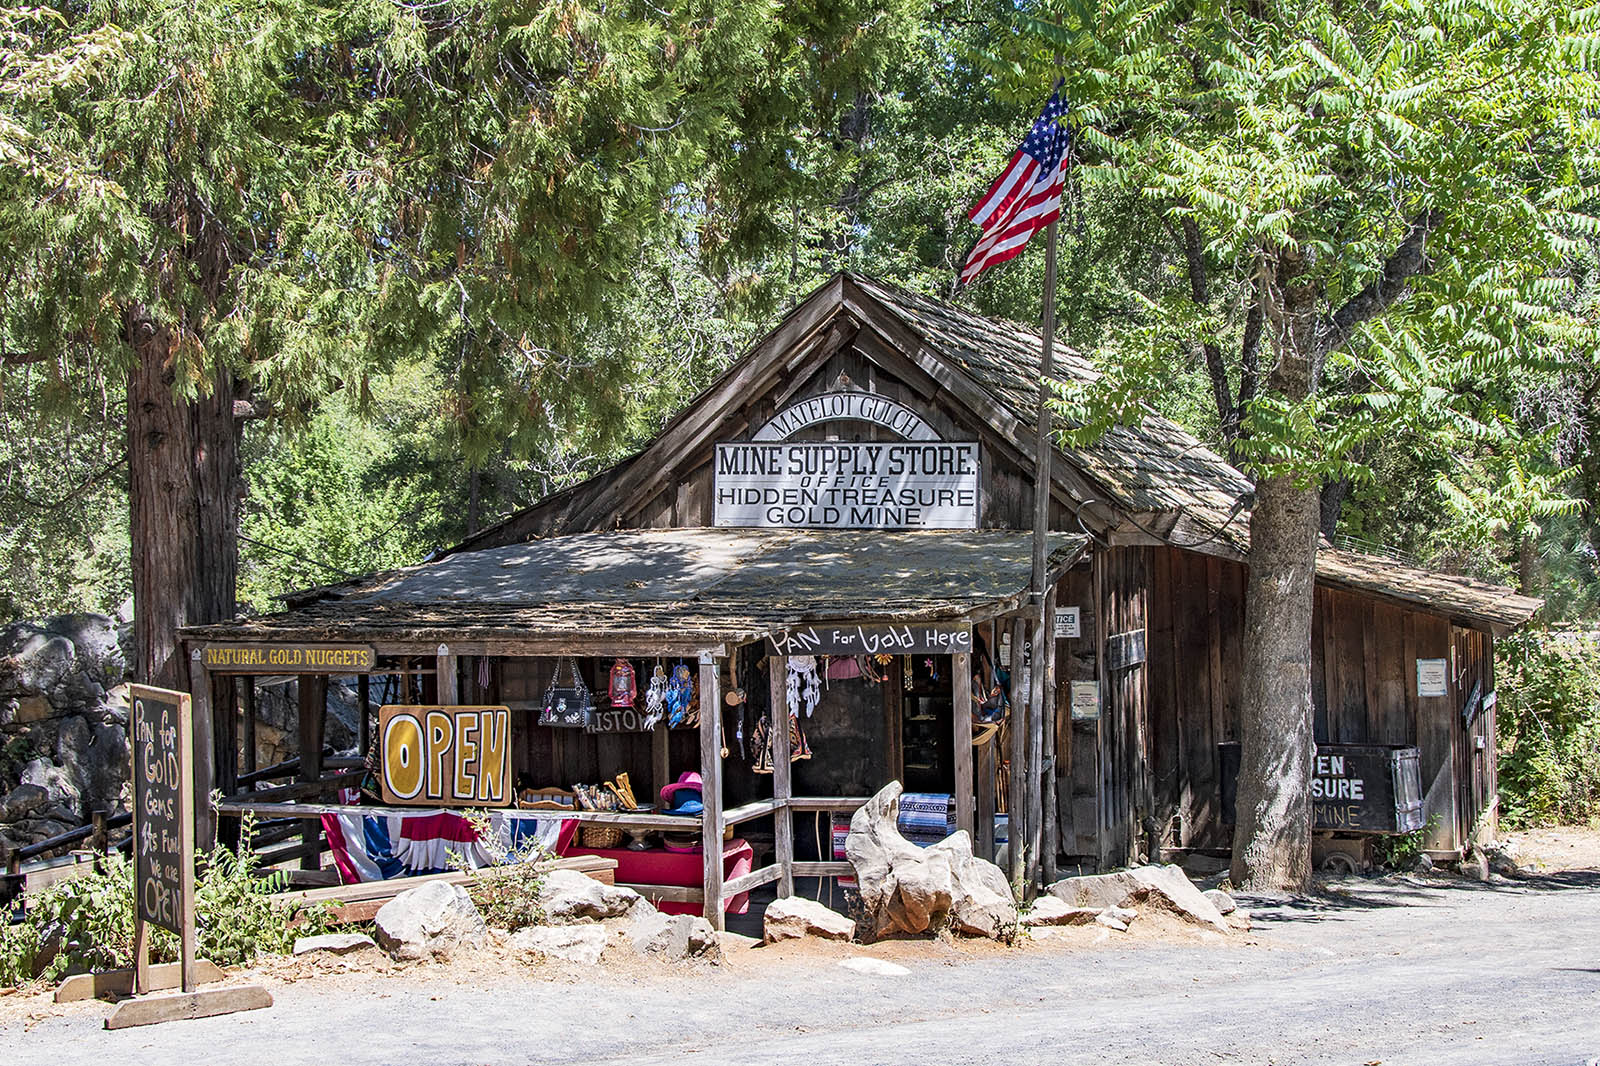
[0,828,333,989]
[1372,816,1437,870]
[1496,629,1600,828]
[448,811,550,931]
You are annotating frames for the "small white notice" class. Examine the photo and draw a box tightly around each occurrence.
[1054,606,1081,639]
[1416,658,1448,698]
[1070,681,1100,721]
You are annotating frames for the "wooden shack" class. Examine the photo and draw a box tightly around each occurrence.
[181,273,1540,921]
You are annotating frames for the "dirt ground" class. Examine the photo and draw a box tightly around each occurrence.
[4,830,1598,1066]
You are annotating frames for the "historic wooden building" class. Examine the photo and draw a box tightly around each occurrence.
[183,273,1540,921]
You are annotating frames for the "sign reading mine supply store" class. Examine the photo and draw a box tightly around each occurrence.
[130,685,194,938]
[715,442,979,529]
[769,623,973,656]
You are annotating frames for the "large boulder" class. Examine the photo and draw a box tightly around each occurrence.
[511,925,610,967]
[627,909,721,962]
[845,781,1017,941]
[374,881,488,960]
[1048,864,1230,932]
[763,896,855,943]
[538,868,645,924]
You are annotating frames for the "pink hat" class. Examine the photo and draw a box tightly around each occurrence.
[659,771,703,806]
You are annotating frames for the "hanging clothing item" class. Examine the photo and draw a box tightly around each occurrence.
[786,655,822,718]
[750,713,812,774]
[825,655,863,681]
[608,659,637,708]
[641,664,669,729]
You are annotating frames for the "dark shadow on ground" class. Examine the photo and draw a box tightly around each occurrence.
[1241,868,1600,926]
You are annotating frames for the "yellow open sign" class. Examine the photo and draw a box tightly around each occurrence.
[377,705,512,807]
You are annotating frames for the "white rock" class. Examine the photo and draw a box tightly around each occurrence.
[1203,889,1237,915]
[838,957,910,977]
[1095,912,1129,932]
[510,924,609,966]
[539,868,645,923]
[845,781,1018,941]
[1049,864,1230,932]
[374,881,488,960]
[293,932,376,956]
[763,896,854,943]
[1021,895,1100,927]
[628,909,721,961]
[1103,904,1138,924]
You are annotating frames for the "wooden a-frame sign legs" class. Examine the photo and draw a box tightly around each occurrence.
[97,683,271,1030]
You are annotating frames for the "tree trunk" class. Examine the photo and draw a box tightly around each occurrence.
[1319,477,1350,543]
[1516,533,1539,597]
[1232,472,1319,892]
[1232,251,1319,894]
[127,312,241,687]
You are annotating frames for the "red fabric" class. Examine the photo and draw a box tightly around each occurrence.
[564,837,754,914]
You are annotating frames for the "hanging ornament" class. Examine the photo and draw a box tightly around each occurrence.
[786,655,822,718]
[642,663,668,729]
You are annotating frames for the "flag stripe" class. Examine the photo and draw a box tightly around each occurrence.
[968,152,1038,227]
[960,161,1066,283]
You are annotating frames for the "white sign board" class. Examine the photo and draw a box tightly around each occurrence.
[1070,680,1101,721]
[752,391,941,442]
[1416,658,1448,698]
[1054,606,1081,639]
[714,441,979,529]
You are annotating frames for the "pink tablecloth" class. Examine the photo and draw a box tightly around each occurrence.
[563,837,753,914]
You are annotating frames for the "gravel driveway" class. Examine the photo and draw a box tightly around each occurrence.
[5,869,1598,1066]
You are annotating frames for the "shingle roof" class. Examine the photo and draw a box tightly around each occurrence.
[852,275,1257,540]
[1315,549,1543,631]
[183,529,1090,645]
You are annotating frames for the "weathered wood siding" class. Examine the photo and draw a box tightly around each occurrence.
[1147,546,1482,854]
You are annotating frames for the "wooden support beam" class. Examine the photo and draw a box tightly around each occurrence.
[952,648,974,840]
[883,654,905,783]
[652,720,671,799]
[1008,614,1027,888]
[436,646,459,704]
[976,732,996,863]
[790,861,854,878]
[296,675,327,872]
[187,651,216,852]
[723,862,783,898]
[357,673,370,758]
[768,655,794,898]
[241,675,257,775]
[698,654,725,930]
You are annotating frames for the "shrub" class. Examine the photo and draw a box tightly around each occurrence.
[1496,629,1600,829]
[449,811,549,931]
[1,820,333,989]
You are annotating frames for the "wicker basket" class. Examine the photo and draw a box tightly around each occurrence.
[580,824,625,849]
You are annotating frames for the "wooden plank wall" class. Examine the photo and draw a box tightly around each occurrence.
[1146,547,1478,856]
[1053,564,1099,861]
[1097,547,1150,868]
[1146,547,1244,850]
[1452,626,1497,845]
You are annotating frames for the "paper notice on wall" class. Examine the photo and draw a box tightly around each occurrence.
[1070,681,1100,721]
[1416,658,1448,698]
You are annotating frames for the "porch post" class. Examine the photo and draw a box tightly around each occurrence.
[699,653,725,929]
[768,654,794,898]
[952,648,974,840]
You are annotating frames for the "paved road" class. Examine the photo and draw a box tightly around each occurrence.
[7,871,1599,1065]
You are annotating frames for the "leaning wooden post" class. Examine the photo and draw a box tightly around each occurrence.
[1041,582,1060,884]
[356,673,370,758]
[952,648,975,840]
[241,674,257,775]
[1007,614,1028,888]
[698,653,725,930]
[768,654,794,898]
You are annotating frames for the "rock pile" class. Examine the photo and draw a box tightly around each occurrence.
[0,614,131,855]
[845,781,1019,942]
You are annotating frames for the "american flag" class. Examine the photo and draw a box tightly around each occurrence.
[960,90,1070,285]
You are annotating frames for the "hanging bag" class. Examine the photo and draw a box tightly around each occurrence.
[539,657,593,728]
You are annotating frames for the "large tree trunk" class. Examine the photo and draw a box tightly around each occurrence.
[1232,472,1319,891]
[127,312,241,687]
[1232,251,1320,894]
